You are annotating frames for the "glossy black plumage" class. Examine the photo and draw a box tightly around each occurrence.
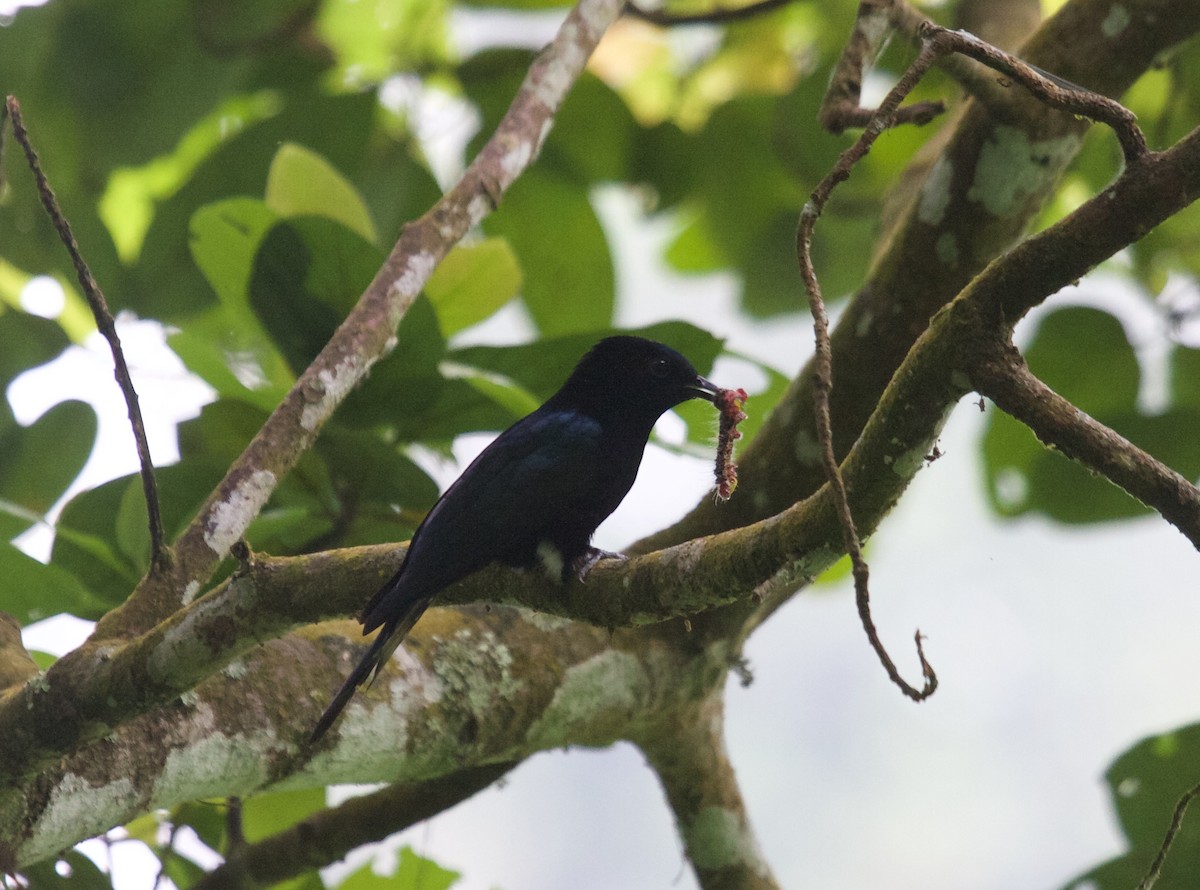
[310,336,719,741]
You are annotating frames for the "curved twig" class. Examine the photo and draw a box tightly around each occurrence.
[798,40,943,702]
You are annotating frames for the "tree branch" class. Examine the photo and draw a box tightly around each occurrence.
[974,346,1200,549]
[5,606,723,868]
[638,695,779,890]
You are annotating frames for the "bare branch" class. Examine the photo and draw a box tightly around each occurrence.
[918,24,1148,163]
[974,348,1200,549]
[819,0,945,135]
[5,96,169,573]
[799,39,944,702]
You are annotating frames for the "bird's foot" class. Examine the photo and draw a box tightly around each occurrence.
[574,547,626,582]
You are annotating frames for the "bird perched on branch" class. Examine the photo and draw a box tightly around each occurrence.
[310,335,721,741]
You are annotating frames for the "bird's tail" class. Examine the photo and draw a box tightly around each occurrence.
[308,599,429,743]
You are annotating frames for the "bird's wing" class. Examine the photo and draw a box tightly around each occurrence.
[360,408,605,631]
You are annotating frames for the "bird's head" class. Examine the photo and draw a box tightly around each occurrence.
[557,336,720,423]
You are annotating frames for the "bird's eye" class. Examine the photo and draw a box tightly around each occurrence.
[649,358,671,378]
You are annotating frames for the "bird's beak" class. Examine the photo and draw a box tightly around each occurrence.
[688,375,721,403]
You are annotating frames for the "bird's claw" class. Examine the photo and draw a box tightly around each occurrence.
[574,547,626,582]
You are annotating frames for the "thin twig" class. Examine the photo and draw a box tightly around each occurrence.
[5,96,170,572]
[225,797,245,852]
[819,0,946,134]
[1138,781,1200,890]
[917,23,1149,163]
[798,41,943,702]
[625,0,794,26]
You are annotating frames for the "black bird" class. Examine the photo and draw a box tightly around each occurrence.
[310,336,720,741]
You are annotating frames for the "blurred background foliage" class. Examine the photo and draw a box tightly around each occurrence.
[1,0,1199,886]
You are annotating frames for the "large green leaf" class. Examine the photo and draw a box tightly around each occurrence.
[1169,344,1200,411]
[317,429,440,515]
[425,238,522,336]
[50,460,228,611]
[1059,725,1200,889]
[0,310,72,388]
[0,400,98,540]
[0,543,102,624]
[132,91,385,319]
[542,72,637,183]
[265,143,379,244]
[242,787,327,844]
[317,0,452,83]
[187,199,296,401]
[337,847,460,890]
[19,849,114,889]
[483,168,614,336]
[249,216,385,375]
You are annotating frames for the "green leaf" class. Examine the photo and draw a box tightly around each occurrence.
[337,847,460,890]
[249,217,385,375]
[177,400,269,465]
[1058,724,1200,889]
[0,543,102,624]
[190,198,281,308]
[0,400,98,540]
[317,0,452,82]
[425,238,522,336]
[484,169,614,336]
[1025,307,1140,413]
[265,143,379,244]
[543,72,636,183]
[167,308,290,412]
[1169,344,1200,411]
[187,200,297,400]
[170,801,225,853]
[0,309,71,388]
[50,459,231,611]
[457,371,542,420]
[115,478,152,572]
[318,429,440,514]
[162,853,208,889]
[135,91,386,320]
[242,787,327,844]
[20,850,114,889]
